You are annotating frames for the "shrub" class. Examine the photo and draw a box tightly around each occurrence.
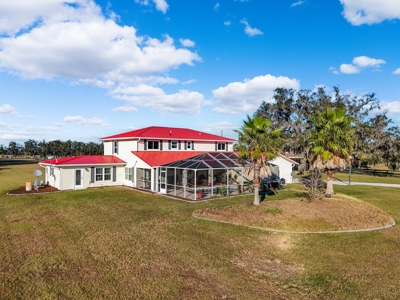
[302,168,326,201]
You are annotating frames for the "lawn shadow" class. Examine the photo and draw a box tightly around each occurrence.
[260,190,280,202]
[0,159,39,166]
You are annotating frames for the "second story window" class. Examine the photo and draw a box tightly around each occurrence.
[113,140,119,154]
[171,141,178,149]
[147,141,160,150]
[218,143,226,150]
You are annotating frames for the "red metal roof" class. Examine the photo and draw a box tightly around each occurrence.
[278,153,300,165]
[132,151,205,167]
[39,155,126,166]
[100,126,236,142]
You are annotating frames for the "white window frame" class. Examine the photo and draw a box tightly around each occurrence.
[95,167,112,182]
[147,140,160,150]
[171,141,178,149]
[113,140,118,154]
[75,168,84,188]
[186,141,192,149]
[217,143,226,151]
[125,167,132,181]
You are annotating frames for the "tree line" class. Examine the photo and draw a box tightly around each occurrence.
[0,139,103,158]
[255,86,400,171]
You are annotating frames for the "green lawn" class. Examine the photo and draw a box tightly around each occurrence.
[296,169,400,184]
[1,162,400,299]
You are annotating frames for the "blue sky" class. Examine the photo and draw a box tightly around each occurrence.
[1,0,400,146]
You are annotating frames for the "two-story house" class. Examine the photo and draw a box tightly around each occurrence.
[39,126,246,200]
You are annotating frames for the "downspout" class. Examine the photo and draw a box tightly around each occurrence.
[137,138,141,152]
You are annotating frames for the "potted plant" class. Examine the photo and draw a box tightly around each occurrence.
[197,190,203,199]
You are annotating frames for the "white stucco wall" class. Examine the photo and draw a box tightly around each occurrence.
[46,166,62,189]
[104,140,138,157]
[45,165,125,191]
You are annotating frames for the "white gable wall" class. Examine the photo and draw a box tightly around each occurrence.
[268,156,296,184]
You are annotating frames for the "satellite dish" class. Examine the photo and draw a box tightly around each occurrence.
[34,169,42,177]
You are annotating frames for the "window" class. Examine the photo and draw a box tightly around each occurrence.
[125,167,132,181]
[147,141,159,150]
[113,140,118,154]
[171,141,178,149]
[186,141,192,149]
[95,167,112,181]
[217,143,226,151]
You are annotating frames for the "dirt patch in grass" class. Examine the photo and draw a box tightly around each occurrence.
[8,186,59,195]
[194,194,394,232]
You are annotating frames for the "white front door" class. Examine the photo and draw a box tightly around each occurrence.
[75,169,84,188]
[160,168,167,193]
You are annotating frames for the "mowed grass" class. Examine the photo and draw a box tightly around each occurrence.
[1,162,400,299]
[332,172,400,184]
[0,159,45,190]
[297,169,400,184]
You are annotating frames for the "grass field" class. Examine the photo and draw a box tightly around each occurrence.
[1,161,400,299]
[296,168,400,184]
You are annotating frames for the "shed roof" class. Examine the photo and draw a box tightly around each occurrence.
[132,151,205,167]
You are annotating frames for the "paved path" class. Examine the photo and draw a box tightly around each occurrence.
[293,178,400,188]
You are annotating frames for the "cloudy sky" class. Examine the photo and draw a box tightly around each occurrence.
[1,0,400,146]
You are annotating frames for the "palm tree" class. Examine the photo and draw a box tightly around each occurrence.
[234,115,283,205]
[309,107,355,197]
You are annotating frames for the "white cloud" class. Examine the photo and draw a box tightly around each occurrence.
[111,84,204,115]
[353,56,385,68]
[392,68,400,75]
[182,79,196,85]
[135,0,169,13]
[0,1,200,80]
[106,2,120,22]
[111,106,138,112]
[153,0,169,14]
[240,19,263,37]
[25,125,60,132]
[291,1,305,7]
[340,63,360,74]
[224,20,231,26]
[212,74,300,114]
[0,104,20,116]
[380,101,400,113]
[214,3,220,10]
[204,122,239,137]
[179,38,195,47]
[1,133,31,141]
[329,66,340,75]
[339,56,385,74]
[0,0,202,115]
[64,115,108,126]
[340,0,400,25]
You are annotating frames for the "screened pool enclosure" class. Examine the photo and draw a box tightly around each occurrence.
[156,152,251,200]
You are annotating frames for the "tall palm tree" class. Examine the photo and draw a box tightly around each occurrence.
[235,115,283,205]
[310,107,355,197]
